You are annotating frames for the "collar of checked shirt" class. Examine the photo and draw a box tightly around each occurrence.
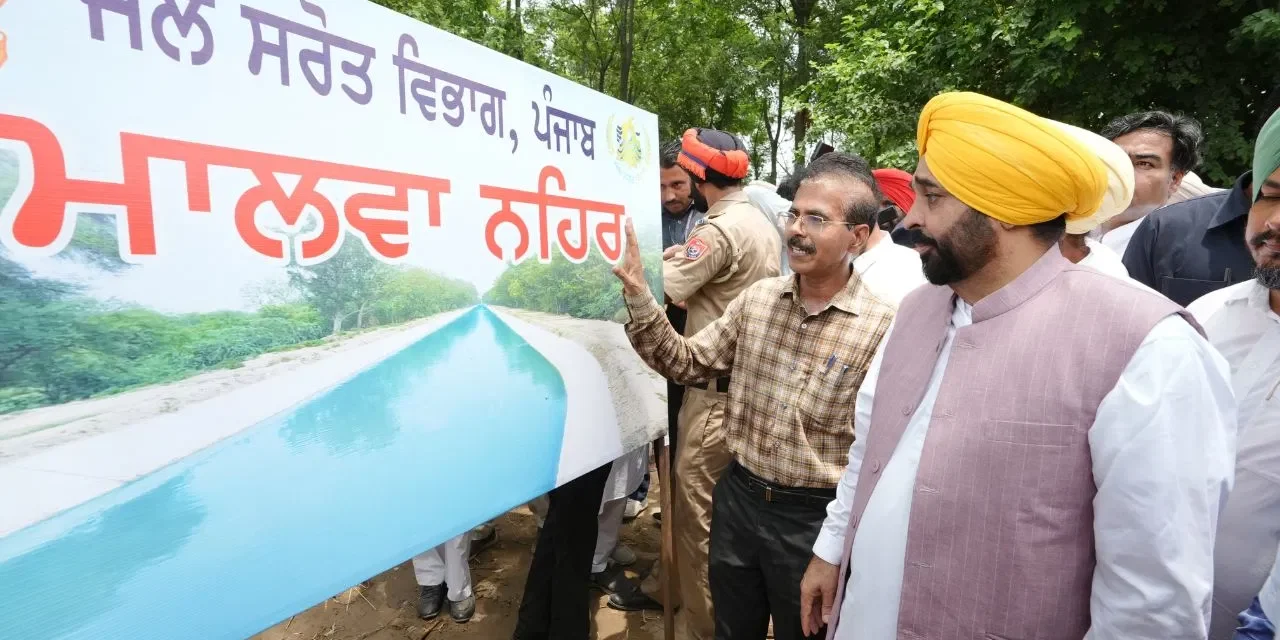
[777,263,879,317]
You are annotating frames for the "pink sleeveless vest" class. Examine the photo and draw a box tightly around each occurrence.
[826,248,1199,639]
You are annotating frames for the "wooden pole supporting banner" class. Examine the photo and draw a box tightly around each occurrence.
[654,436,675,640]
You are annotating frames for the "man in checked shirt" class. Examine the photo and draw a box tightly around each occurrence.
[613,152,895,640]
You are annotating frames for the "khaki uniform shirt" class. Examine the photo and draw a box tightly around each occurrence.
[664,191,781,336]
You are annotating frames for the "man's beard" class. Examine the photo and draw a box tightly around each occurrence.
[1251,228,1280,289]
[663,199,691,215]
[915,208,998,285]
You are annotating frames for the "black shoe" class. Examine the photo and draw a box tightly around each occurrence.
[449,594,476,623]
[607,586,663,612]
[589,564,627,595]
[653,510,662,524]
[417,584,445,620]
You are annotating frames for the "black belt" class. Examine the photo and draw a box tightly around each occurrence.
[730,462,835,507]
[689,376,731,393]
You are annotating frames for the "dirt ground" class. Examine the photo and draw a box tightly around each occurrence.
[252,467,668,640]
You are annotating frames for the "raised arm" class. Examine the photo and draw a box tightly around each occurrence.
[613,219,740,385]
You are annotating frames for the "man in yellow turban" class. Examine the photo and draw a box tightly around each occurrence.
[801,92,1234,640]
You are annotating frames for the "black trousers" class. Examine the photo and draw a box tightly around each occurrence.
[709,462,834,640]
[513,462,611,640]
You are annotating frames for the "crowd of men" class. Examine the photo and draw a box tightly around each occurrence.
[421,91,1280,640]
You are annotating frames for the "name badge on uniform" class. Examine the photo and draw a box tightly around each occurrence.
[685,237,709,260]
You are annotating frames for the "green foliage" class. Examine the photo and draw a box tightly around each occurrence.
[289,240,393,335]
[374,269,479,324]
[810,0,1280,183]
[0,249,477,413]
[485,253,661,320]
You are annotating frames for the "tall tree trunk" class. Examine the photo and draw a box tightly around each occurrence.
[616,0,636,103]
[511,0,524,61]
[789,0,817,172]
[332,312,343,336]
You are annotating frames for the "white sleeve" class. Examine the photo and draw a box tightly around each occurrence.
[812,322,890,564]
[1085,315,1238,639]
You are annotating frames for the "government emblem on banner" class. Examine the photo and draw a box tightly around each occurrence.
[606,115,650,183]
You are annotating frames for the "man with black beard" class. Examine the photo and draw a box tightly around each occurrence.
[1187,106,1280,639]
[802,92,1233,640]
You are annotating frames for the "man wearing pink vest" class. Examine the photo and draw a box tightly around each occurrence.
[799,92,1238,639]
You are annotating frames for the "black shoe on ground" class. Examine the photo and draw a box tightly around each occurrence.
[449,594,476,623]
[589,564,627,595]
[418,584,446,620]
[607,585,664,612]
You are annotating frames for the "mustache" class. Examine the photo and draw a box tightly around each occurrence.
[1251,229,1279,248]
[788,235,816,254]
[912,231,938,249]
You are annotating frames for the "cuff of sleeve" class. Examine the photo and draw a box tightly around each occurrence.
[624,291,662,324]
[812,529,845,566]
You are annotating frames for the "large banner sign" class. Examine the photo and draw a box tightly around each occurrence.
[0,2,665,638]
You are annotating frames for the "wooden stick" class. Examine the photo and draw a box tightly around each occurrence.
[654,436,675,640]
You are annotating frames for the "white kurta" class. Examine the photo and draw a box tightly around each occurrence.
[853,238,928,306]
[1078,237,1130,280]
[1188,280,1280,638]
[1101,218,1142,258]
[813,303,1237,639]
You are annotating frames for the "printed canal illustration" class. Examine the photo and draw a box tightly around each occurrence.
[0,306,568,640]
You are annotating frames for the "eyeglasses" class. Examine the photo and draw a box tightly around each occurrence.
[778,212,857,231]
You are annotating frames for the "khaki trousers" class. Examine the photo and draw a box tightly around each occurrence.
[673,386,732,640]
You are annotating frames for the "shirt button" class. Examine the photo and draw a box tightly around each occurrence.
[902,404,913,416]
[870,460,881,474]
[801,323,808,329]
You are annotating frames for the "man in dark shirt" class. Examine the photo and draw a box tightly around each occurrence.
[1122,172,1255,306]
[662,141,707,249]
[658,141,706,460]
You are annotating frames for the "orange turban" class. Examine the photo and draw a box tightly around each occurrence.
[678,128,750,181]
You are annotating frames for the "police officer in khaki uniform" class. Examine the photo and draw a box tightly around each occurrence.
[664,128,780,639]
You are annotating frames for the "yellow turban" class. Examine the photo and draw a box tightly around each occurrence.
[1047,120,1135,235]
[917,92,1108,226]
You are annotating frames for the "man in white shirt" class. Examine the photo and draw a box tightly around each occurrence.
[851,222,926,306]
[1097,110,1205,256]
[1049,119,1135,280]
[1188,106,1280,640]
[799,92,1236,640]
[744,179,797,277]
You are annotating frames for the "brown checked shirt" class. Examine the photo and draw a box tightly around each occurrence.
[624,269,894,488]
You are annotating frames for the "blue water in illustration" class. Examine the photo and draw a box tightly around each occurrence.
[0,306,567,640]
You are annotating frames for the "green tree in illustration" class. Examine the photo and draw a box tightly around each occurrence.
[373,269,479,324]
[484,252,662,320]
[288,239,394,335]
